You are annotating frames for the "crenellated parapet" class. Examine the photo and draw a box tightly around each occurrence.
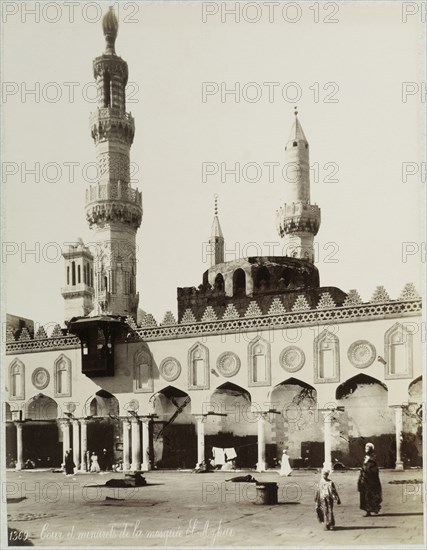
[5,285,422,352]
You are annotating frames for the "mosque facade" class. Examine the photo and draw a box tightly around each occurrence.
[4,9,423,473]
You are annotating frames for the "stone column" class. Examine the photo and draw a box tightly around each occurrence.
[256,414,266,472]
[130,417,141,470]
[323,412,332,472]
[15,422,24,471]
[195,415,206,468]
[394,406,404,471]
[141,418,151,472]
[80,420,87,471]
[122,419,131,471]
[72,420,80,471]
[61,420,71,463]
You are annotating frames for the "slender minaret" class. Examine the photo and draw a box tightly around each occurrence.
[276,109,321,262]
[61,239,94,320]
[85,7,143,317]
[207,194,224,267]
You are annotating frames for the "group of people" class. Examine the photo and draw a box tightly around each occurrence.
[314,442,382,531]
[63,448,114,474]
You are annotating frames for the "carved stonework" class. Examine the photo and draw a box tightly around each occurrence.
[280,346,305,373]
[222,304,240,319]
[217,352,241,378]
[313,329,340,384]
[371,285,391,303]
[201,306,218,322]
[292,295,310,311]
[32,368,50,390]
[159,357,181,382]
[317,292,336,309]
[248,336,271,387]
[54,354,72,397]
[268,297,287,315]
[181,309,197,324]
[343,289,363,306]
[35,326,48,340]
[245,301,262,318]
[161,311,177,326]
[399,283,419,300]
[86,200,142,230]
[347,340,376,369]
[188,342,210,390]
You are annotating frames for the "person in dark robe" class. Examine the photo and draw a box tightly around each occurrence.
[358,442,382,516]
[64,449,75,476]
[101,449,110,471]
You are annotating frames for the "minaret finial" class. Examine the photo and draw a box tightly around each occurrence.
[214,193,219,216]
[294,106,298,116]
[102,6,118,55]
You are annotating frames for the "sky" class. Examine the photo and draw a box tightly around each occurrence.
[2,1,425,331]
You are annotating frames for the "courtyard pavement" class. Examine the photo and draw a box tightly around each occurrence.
[3,468,425,548]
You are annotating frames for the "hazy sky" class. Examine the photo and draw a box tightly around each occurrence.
[2,1,425,330]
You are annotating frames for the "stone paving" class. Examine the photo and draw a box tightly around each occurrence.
[3,468,425,548]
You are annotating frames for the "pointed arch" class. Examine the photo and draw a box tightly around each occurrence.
[188,342,210,390]
[214,273,225,292]
[9,358,25,400]
[248,336,271,386]
[335,373,387,400]
[233,268,246,297]
[25,394,59,421]
[54,354,71,397]
[384,322,413,379]
[212,382,251,401]
[86,390,119,417]
[314,329,340,383]
[134,348,153,393]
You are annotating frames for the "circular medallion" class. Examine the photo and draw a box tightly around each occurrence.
[279,346,305,373]
[217,352,241,377]
[124,399,139,413]
[159,357,181,382]
[348,340,376,369]
[32,368,50,390]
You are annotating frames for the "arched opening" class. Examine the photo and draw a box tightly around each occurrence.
[205,383,256,469]
[23,395,61,467]
[86,390,120,470]
[233,268,246,297]
[150,387,195,469]
[255,266,271,290]
[103,71,111,107]
[270,379,320,468]
[5,403,17,468]
[214,273,225,292]
[71,261,76,286]
[279,267,294,289]
[403,376,423,466]
[336,375,393,467]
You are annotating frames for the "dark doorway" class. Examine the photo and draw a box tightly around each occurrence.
[22,422,62,466]
[6,424,17,466]
[153,422,197,469]
[87,421,115,462]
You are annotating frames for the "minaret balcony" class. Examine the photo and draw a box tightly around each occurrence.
[61,283,94,298]
[90,108,135,144]
[277,202,321,237]
[86,182,142,206]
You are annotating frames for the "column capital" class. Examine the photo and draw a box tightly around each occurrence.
[59,419,71,429]
[14,421,24,430]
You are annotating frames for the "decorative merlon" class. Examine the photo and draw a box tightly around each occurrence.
[223,304,240,319]
[181,309,197,324]
[292,295,310,312]
[343,289,363,306]
[245,301,262,318]
[125,315,138,330]
[140,314,157,328]
[268,297,287,315]
[399,282,420,301]
[316,292,336,310]
[51,324,63,338]
[35,326,48,340]
[201,306,218,322]
[371,285,391,303]
[161,311,177,326]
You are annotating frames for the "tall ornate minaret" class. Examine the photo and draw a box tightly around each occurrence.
[276,109,321,262]
[207,194,224,267]
[85,7,142,318]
